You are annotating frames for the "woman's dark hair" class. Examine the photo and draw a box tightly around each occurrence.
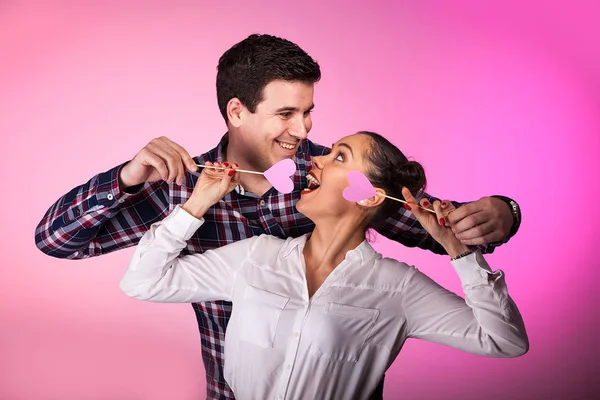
[216,34,321,123]
[359,131,427,228]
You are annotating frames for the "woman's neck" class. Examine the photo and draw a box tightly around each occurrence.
[303,214,368,274]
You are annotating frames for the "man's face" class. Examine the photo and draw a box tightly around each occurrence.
[238,80,314,171]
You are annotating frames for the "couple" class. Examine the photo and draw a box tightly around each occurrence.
[36,34,525,399]
[120,131,528,399]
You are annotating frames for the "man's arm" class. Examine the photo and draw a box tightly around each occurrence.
[34,163,170,259]
[374,194,520,255]
[34,136,198,259]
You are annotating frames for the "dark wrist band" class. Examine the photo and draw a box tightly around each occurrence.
[451,249,474,261]
[492,195,521,239]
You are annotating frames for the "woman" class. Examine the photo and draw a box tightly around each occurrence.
[120,131,528,400]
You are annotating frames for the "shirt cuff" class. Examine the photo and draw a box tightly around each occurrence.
[450,250,494,286]
[162,205,205,240]
[95,163,139,207]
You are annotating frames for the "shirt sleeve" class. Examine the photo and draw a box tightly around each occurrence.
[120,205,259,303]
[34,163,172,259]
[400,251,529,358]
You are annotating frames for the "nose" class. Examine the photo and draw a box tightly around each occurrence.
[312,155,324,170]
[288,115,308,141]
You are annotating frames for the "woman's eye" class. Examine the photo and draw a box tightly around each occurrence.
[335,153,344,162]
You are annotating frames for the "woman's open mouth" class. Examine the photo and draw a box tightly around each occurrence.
[303,171,321,194]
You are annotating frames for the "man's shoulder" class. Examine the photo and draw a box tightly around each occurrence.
[193,134,228,163]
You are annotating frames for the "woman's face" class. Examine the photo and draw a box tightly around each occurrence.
[296,133,373,220]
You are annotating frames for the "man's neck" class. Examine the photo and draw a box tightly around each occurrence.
[223,136,273,197]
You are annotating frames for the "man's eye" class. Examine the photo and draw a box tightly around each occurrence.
[280,112,293,118]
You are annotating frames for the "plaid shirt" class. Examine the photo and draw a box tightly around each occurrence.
[35,134,506,399]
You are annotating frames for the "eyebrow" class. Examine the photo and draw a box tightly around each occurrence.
[274,104,315,113]
[332,142,354,157]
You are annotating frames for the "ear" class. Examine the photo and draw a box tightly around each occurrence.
[357,188,386,208]
[227,98,245,128]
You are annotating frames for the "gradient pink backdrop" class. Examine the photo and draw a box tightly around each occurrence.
[1,1,599,399]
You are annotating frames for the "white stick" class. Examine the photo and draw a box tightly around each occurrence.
[196,164,264,176]
[380,193,437,214]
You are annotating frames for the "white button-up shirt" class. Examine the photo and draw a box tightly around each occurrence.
[121,206,528,400]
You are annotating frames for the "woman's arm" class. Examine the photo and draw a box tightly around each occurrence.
[396,187,528,357]
[400,251,528,357]
[120,162,251,302]
[120,205,259,303]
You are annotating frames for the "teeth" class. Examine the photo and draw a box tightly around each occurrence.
[306,173,321,190]
[277,141,296,150]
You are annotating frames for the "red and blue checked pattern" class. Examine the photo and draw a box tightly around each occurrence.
[35,134,502,399]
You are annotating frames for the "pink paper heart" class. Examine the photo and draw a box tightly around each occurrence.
[343,170,376,202]
[264,158,296,194]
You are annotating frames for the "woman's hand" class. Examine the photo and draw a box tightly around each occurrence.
[182,162,240,219]
[401,187,470,258]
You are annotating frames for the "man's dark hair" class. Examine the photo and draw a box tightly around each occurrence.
[216,34,321,123]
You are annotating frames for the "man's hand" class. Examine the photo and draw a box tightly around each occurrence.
[445,197,513,246]
[119,136,198,190]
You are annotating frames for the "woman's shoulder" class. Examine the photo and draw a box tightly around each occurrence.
[364,255,417,292]
[249,233,307,257]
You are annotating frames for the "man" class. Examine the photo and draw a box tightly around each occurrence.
[35,34,521,399]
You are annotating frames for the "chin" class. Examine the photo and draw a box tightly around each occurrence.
[295,199,312,218]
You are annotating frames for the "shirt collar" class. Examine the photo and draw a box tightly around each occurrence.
[213,133,229,163]
[283,234,378,265]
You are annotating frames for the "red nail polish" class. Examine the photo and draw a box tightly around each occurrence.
[234,163,239,168]
[224,162,230,167]
[403,203,412,210]
[422,201,429,207]
[439,218,445,226]
[228,170,234,177]
[442,201,447,207]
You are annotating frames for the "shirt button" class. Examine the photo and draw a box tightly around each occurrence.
[260,200,266,206]
[107,193,114,201]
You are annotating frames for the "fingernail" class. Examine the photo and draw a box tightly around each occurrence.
[224,162,230,167]
[439,218,445,226]
[422,201,430,207]
[403,203,412,210]
[441,201,447,207]
[234,163,239,168]
[228,170,234,177]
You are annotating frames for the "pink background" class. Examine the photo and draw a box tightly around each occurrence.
[1,1,599,399]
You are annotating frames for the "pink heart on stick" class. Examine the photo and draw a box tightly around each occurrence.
[264,158,297,194]
[343,170,377,202]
